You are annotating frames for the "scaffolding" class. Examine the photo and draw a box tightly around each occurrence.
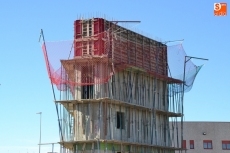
[40,18,204,153]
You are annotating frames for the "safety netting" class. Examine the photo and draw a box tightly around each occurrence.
[167,44,203,92]
[41,32,202,93]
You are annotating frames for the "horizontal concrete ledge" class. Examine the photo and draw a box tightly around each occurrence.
[55,98,182,117]
[58,139,183,150]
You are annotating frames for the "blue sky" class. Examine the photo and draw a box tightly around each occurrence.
[0,0,229,152]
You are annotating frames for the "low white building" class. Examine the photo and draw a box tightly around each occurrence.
[175,122,230,153]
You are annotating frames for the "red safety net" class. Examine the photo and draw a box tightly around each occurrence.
[41,23,202,93]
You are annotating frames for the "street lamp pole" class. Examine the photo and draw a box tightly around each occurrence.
[36,112,42,153]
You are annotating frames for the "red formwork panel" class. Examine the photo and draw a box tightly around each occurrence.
[74,20,82,56]
[93,18,105,55]
[74,18,106,56]
[73,18,167,76]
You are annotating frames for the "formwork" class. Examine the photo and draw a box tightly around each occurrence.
[41,18,203,153]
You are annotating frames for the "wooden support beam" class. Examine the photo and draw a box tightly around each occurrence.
[91,142,94,153]
[81,143,86,153]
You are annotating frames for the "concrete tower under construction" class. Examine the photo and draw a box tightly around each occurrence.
[41,17,203,153]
